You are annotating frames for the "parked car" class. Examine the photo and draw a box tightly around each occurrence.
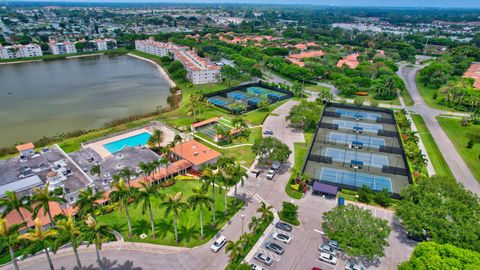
[319,252,338,265]
[328,240,340,250]
[318,243,336,255]
[249,262,265,270]
[272,232,292,244]
[266,170,276,180]
[263,130,273,135]
[271,162,281,171]
[254,252,273,266]
[311,268,322,270]
[210,235,226,252]
[275,221,292,232]
[265,242,284,255]
[345,261,365,270]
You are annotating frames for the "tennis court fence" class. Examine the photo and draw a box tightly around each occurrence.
[379,146,403,154]
[319,123,339,130]
[307,154,333,164]
[376,117,395,124]
[376,130,398,138]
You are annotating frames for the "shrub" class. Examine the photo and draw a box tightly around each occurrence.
[370,99,379,107]
[432,92,438,100]
[279,201,300,226]
[357,185,374,203]
[467,139,474,149]
[374,189,392,208]
[354,97,364,107]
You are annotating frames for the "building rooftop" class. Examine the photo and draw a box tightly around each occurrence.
[16,142,35,152]
[337,53,361,69]
[463,62,480,89]
[171,140,221,166]
[288,50,325,59]
[0,175,43,198]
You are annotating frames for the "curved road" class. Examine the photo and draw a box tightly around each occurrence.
[398,64,480,194]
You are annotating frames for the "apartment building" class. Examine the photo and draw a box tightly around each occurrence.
[49,41,77,55]
[91,38,117,51]
[135,39,221,84]
[0,43,43,59]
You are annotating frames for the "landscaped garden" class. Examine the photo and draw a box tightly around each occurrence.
[97,180,243,247]
[438,116,480,181]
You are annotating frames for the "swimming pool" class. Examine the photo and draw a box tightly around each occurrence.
[103,132,151,154]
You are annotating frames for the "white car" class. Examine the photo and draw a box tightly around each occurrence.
[266,170,276,180]
[345,261,366,270]
[318,243,337,255]
[319,252,338,265]
[210,235,226,252]
[249,262,266,270]
[272,232,292,244]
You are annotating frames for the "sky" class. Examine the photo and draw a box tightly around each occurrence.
[17,0,480,8]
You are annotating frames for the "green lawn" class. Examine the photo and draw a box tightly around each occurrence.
[410,114,454,179]
[97,180,242,247]
[437,117,480,182]
[285,131,315,200]
[400,88,415,106]
[415,74,457,112]
[305,84,330,93]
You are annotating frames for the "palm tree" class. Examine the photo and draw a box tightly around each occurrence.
[201,168,218,227]
[187,188,212,239]
[109,179,134,237]
[147,129,165,149]
[119,167,136,187]
[257,202,273,221]
[230,164,247,200]
[0,191,32,224]
[159,157,169,178]
[90,164,101,178]
[134,182,162,239]
[31,183,67,226]
[55,215,84,269]
[160,192,187,244]
[74,187,104,218]
[84,215,112,270]
[248,216,262,233]
[138,162,153,183]
[0,219,23,270]
[150,160,160,182]
[18,218,58,270]
[225,236,246,263]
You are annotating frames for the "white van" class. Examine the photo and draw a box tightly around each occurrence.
[210,235,226,252]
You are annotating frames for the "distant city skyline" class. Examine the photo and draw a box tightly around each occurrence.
[13,0,480,8]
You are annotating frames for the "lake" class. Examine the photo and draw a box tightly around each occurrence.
[0,54,171,148]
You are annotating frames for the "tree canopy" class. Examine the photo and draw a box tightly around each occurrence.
[399,242,480,270]
[322,204,390,261]
[286,100,324,131]
[251,137,291,163]
[396,176,480,252]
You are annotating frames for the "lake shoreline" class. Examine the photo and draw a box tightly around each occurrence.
[127,53,176,88]
[0,59,43,65]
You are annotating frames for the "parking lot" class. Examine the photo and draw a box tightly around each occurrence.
[249,225,295,269]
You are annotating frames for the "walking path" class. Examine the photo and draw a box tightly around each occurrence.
[397,64,480,194]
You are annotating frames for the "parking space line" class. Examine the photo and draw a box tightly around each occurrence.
[314,229,325,234]
[258,248,281,262]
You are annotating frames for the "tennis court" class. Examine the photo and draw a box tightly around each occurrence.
[329,132,385,148]
[333,119,383,133]
[317,167,393,192]
[208,97,230,107]
[335,109,381,121]
[325,147,389,168]
[227,91,249,100]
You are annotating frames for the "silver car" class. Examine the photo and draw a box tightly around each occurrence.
[254,252,273,266]
[265,242,284,255]
[318,243,336,255]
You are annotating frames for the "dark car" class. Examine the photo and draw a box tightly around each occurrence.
[265,241,284,255]
[263,130,273,135]
[275,221,293,232]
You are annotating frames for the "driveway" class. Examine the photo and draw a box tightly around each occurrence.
[398,65,480,194]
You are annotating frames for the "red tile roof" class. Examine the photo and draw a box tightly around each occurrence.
[16,142,35,152]
[191,117,220,129]
[5,202,74,228]
[289,50,325,59]
[337,53,360,69]
[463,62,480,89]
[171,140,221,166]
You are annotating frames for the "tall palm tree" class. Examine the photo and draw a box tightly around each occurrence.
[119,167,136,187]
[187,188,212,239]
[138,162,153,183]
[18,218,58,270]
[109,179,134,237]
[84,215,112,270]
[225,236,246,263]
[74,187,104,218]
[160,192,187,244]
[248,216,262,233]
[257,202,273,221]
[229,164,247,201]
[159,157,169,178]
[90,164,101,178]
[134,182,162,239]
[31,183,67,226]
[0,191,32,224]
[148,129,165,149]
[201,168,218,227]
[0,218,23,270]
[55,215,84,269]
[150,160,160,182]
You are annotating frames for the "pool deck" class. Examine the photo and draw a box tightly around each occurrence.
[84,128,151,158]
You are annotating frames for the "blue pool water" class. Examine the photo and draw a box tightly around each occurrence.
[103,132,151,154]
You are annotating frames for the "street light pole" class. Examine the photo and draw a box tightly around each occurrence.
[241,214,245,235]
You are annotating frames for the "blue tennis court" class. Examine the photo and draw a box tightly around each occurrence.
[329,132,385,148]
[248,97,261,105]
[208,98,229,106]
[335,109,381,120]
[325,147,389,168]
[333,119,383,133]
[268,92,285,98]
[227,91,249,100]
[317,167,393,192]
[247,86,268,95]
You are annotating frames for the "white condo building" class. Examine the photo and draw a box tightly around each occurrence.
[135,39,221,84]
[0,44,43,59]
[91,38,117,51]
[49,41,77,55]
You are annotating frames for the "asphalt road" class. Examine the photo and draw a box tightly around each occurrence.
[398,64,480,194]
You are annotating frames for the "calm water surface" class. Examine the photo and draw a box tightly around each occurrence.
[0,55,170,147]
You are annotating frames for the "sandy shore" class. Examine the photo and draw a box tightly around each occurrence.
[66,53,104,59]
[127,53,176,88]
[0,59,43,65]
